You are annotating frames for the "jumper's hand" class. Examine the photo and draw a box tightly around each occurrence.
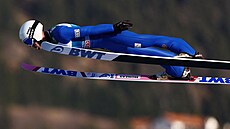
[113,20,133,32]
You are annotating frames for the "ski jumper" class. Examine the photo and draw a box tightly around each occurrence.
[47,23,196,77]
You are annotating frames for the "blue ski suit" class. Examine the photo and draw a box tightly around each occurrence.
[47,23,196,77]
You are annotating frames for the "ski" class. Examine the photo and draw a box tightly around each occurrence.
[21,63,230,85]
[41,42,230,70]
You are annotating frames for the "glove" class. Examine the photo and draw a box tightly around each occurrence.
[113,20,133,32]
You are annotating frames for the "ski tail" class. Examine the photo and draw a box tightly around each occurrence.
[21,63,230,85]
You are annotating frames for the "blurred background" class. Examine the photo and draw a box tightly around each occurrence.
[0,0,230,129]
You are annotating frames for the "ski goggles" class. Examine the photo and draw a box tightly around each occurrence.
[23,38,36,46]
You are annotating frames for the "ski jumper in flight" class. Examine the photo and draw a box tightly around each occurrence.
[19,20,203,79]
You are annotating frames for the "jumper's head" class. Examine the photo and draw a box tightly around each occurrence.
[19,20,44,46]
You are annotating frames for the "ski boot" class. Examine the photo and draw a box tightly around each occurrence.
[148,67,192,80]
[175,52,204,59]
[148,72,171,80]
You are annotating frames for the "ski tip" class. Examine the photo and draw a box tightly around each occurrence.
[21,63,38,71]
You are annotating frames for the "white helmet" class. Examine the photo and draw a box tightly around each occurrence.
[19,20,44,46]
